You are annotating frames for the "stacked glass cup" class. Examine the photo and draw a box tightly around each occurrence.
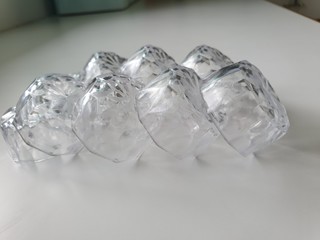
[1,45,290,163]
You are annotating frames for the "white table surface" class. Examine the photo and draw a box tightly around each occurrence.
[1,1,320,239]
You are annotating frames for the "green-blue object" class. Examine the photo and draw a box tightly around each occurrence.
[54,0,135,15]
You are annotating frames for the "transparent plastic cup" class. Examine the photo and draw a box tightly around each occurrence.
[136,65,219,159]
[182,45,233,79]
[120,45,176,88]
[201,60,290,156]
[81,51,126,87]
[72,73,151,162]
[13,74,85,156]
[1,107,52,162]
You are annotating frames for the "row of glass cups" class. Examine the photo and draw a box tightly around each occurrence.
[0,45,290,163]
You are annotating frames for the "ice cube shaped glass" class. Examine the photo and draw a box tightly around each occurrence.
[120,45,176,88]
[72,73,150,162]
[82,51,126,87]
[14,74,84,156]
[136,66,219,159]
[1,107,51,163]
[201,60,290,156]
[182,45,233,79]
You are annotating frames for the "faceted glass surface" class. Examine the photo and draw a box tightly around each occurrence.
[120,45,176,88]
[201,60,290,156]
[14,74,84,156]
[182,45,233,79]
[82,51,126,87]
[1,107,51,162]
[136,66,219,159]
[72,73,150,162]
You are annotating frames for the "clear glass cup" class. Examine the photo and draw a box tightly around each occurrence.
[136,65,219,159]
[120,45,176,88]
[81,51,126,87]
[72,73,151,162]
[1,107,52,162]
[201,60,290,156]
[13,73,85,156]
[182,45,233,79]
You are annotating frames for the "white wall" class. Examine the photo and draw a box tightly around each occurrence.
[0,0,50,32]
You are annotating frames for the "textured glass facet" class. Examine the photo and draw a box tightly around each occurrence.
[120,45,176,88]
[201,61,290,156]
[182,45,233,79]
[72,73,150,162]
[1,107,51,162]
[14,74,84,156]
[136,66,219,159]
[82,51,126,87]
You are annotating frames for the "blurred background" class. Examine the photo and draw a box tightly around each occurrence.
[0,0,319,33]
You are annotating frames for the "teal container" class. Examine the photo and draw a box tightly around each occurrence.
[54,0,136,15]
